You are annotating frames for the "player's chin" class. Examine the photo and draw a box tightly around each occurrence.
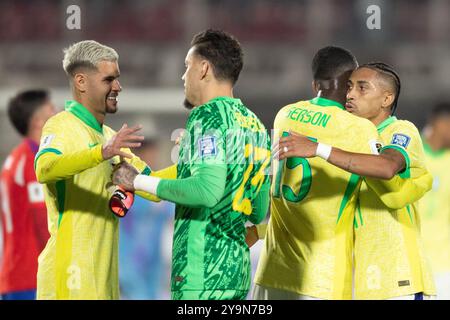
[106,102,118,114]
[106,104,119,113]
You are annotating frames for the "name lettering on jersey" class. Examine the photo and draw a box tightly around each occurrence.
[391,133,411,149]
[40,134,55,148]
[199,136,217,158]
[286,107,331,128]
[234,112,263,132]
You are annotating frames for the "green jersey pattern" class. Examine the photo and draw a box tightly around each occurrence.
[171,96,270,299]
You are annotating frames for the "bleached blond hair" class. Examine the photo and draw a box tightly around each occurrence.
[62,40,119,76]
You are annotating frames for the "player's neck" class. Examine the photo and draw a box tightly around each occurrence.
[26,130,41,145]
[319,92,345,107]
[199,84,233,106]
[75,97,105,125]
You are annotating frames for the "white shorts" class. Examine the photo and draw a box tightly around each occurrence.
[252,284,322,300]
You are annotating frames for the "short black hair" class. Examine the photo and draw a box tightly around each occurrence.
[312,46,358,81]
[430,101,450,119]
[359,62,401,115]
[7,89,50,136]
[191,29,243,85]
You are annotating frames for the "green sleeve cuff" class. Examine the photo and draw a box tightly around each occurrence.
[380,145,411,178]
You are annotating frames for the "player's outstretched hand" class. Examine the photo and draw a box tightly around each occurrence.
[102,124,144,160]
[112,161,139,191]
[274,130,318,160]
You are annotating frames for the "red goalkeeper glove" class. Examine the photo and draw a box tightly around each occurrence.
[109,186,134,218]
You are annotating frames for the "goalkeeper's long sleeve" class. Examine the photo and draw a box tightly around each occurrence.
[156,164,226,208]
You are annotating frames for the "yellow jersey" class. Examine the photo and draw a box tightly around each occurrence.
[420,142,450,273]
[34,101,172,300]
[254,97,380,299]
[354,116,436,299]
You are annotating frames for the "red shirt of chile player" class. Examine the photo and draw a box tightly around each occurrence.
[0,90,56,300]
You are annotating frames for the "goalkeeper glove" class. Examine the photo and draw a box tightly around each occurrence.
[109,186,134,218]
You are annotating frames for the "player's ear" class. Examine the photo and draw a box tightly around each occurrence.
[73,73,87,93]
[200,60,210,81]
[312,81,319,95]
[382,91,394,110]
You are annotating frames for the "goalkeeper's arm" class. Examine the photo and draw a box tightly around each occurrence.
[133,164,226,208]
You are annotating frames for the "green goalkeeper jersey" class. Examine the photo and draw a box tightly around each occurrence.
[158,96,270,299]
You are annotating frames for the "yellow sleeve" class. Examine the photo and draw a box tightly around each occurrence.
[365,169,432,209]
[35,117,105,183]
[35,145,104,184]
[367,120,432,209]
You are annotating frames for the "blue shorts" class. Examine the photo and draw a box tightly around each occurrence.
[0,289,36,300]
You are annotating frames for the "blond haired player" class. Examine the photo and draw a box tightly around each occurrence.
[34,40,173,299]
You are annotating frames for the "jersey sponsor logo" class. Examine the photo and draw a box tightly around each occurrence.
[391,133,411,149]
[398,280,410,287]
[40,134,55,148]
[369,139,383,154]
[199,136,217,158]
[27,182,45,203]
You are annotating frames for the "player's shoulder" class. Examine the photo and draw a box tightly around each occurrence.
[384,118,421,144]
[274,100,309,122]
[44,110,76,128]
[388,118,420,135]
[187,101,225,129]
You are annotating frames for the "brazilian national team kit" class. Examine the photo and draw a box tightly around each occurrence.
[154,96,271,300]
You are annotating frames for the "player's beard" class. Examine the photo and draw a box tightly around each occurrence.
[183,98,195,110]
[106,96,119,114]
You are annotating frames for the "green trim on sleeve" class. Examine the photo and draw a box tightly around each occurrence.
[380,145,411,178]
[34,148,62,169]
[56,180,66,228]
[337,173,360,224]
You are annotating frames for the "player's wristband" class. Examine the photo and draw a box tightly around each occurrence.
[316,143,332,160]
[109,186,134,218]
[133,174,161,195]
